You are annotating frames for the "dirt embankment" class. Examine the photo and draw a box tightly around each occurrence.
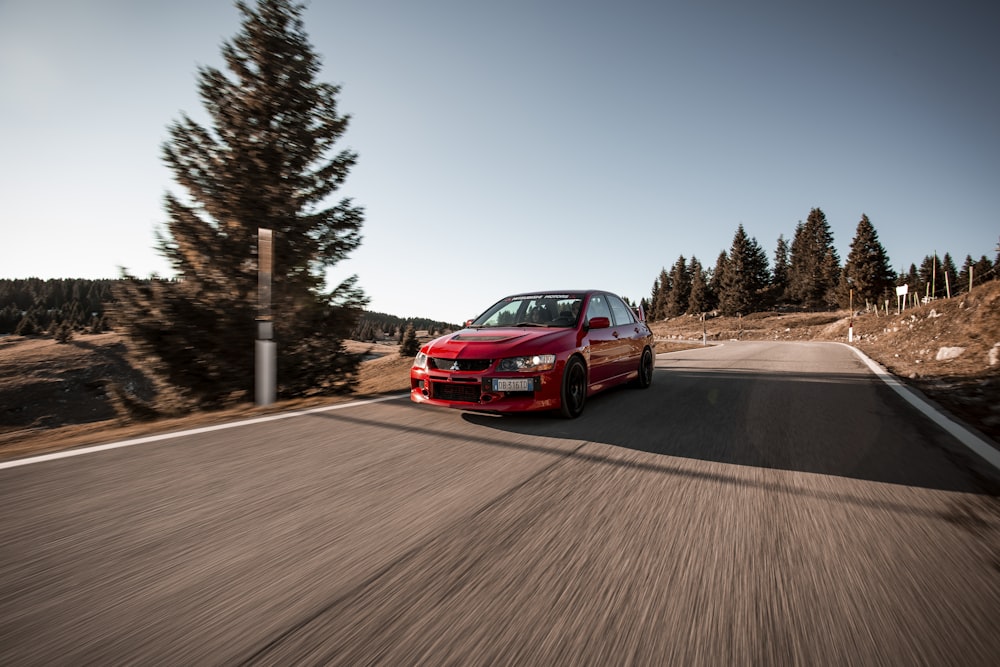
[2,282,998,460]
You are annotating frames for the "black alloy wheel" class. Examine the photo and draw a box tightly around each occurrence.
[634,347,654,388]
[559,356,587,419]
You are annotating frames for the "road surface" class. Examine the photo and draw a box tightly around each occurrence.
[1,341,998,665]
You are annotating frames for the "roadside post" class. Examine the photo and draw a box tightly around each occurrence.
[849,285,854,343]
[256,228,276,405]
[896,284,908,314]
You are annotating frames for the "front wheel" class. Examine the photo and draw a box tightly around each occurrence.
[559,356,587,419]
[633,347,653,389]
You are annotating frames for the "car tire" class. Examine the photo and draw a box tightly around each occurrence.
[633,347,653,388]
[559,356,587,419]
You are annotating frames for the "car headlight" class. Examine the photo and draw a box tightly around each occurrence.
[413,352,428,369]
[497,354,556,372]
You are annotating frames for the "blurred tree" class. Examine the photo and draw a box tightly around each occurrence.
[400,322,420,357]
[839,214,895,308]
[973,255,994,285]
[54,320,74,344]
[113,0,367,412]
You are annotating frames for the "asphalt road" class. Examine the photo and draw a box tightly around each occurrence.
[1,341,998,665]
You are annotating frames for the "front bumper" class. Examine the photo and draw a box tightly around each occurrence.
[410,367,561,412]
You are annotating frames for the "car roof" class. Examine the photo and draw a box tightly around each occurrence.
[506,290,601,298]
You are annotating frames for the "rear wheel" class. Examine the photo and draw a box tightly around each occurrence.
[559,356,587,418]
[634,347,653,388]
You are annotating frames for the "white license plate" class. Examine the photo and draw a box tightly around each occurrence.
[492,378,533,392]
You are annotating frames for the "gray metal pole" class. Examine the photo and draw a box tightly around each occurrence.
[256,228,276,406]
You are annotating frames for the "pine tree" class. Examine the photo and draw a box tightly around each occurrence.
[14,311,40,336]
[788,208,840,308]
[917,255,940,300]
[973,255,994,286]
[771,234,790,303]
[650,267,670,320]
[664,255,690,317]
[710,251,728,310]
[940,253,958,296]
[400,322,420,357]
[748,234,771,299]
[55,320,74,344]
[113,0,367,411]
[840,214,895,308]
[687,256,709,314]
[718,224,763,316]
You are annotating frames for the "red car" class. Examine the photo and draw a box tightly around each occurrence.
[410,290,654,418]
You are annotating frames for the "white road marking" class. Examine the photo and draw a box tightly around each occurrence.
[841,343,1000,472]
[0,394,406,470]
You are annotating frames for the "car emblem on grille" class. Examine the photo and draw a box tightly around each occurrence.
[450,361,461,371]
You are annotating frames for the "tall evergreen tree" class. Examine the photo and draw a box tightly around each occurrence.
[958,255,973,289]
[687,256,709,314]
[718,224,765,316]
[710,250,728,310]
[839,214,895,308]
[650,267,670,320]
[788,208,840,308]
[113,0,367,411]
[771,234,790,302]
[748,234,771,297]
[664,255,690,317]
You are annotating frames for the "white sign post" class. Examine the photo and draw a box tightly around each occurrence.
[896,284,909,314]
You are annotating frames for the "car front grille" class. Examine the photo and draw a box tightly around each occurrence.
[430,357,492,372]
[431,381,482,403]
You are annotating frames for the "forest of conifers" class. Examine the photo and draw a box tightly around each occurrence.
[0,278,455,342]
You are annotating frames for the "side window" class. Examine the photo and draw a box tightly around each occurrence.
[608,295,636,326]
[585,295,612,326]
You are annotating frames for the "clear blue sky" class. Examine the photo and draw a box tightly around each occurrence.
[2,0,997,324]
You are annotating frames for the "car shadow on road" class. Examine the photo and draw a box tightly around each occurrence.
[461,368,1000,495]
[305,398,998,527]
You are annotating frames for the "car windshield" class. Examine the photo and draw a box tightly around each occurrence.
[470,295,584,328]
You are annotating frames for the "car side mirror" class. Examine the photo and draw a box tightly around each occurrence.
[587,316,611,330]
[464,319,474,327]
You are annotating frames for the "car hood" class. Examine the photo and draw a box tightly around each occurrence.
[424,327,574,359]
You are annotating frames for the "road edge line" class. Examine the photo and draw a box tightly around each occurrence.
[838,342,1000,472]
[0,394,407,470]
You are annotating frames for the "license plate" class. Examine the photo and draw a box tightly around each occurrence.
[492,377,534,392]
